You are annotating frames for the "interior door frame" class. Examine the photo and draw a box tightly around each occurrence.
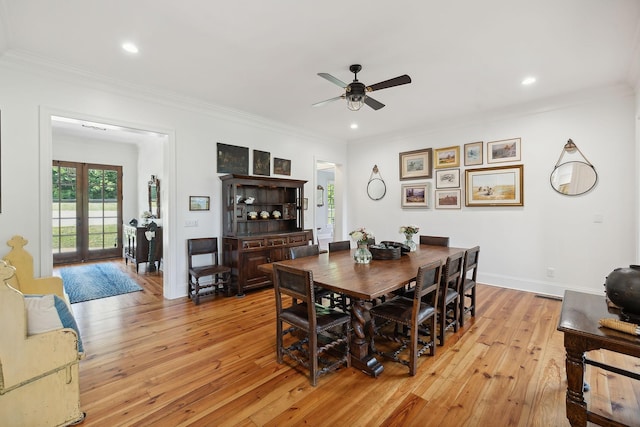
[39,107,180,298]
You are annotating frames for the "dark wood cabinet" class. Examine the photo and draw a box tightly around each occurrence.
[123,225,162,273]
[219,174,312,295]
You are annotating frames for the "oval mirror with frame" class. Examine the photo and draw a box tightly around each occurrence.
[367,164,387,201]
[148,176,160,219]
[550,139,597,196]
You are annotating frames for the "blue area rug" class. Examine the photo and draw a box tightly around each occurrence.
[60,263,143,303]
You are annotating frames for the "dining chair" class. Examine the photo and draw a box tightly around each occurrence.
[288,244,338,307]
[419,235,450,247]
[272,264,351,386]
[437,251,464,345]
[328,240,351,252]
[369,260,442,376]
[460,246,480,327]
[289,244,320,259]
[187,238,231,305]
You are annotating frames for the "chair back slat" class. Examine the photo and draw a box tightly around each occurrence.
[328,240,350,252]
[443,251,464,292]
[289,244,320,260]
[187,238,219,269]
[415,260,442,306]
[463,246,480,282]
[419,235,450,247]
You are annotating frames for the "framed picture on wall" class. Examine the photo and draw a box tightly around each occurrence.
[273,157,291,175]
[487,138,521,163]
[189,196,210,211]
[464,141,483,166]
[464,165,524,207]
[399,148,433,180]
[435,169,460,189]
[434,146,460,169]
[401,182,431,209]
[217,143,249,174]
[253,150,270,176]
[435,189,462,209]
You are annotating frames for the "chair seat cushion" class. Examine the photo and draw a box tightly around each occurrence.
[370,296,436,324]
[281,303,350,332]
[442,287,459,304]
[462,278,476,291]
[190,265,230,278]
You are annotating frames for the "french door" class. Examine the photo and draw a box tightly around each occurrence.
[52,161,123,264]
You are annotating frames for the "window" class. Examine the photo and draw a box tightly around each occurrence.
[327,181,335,226]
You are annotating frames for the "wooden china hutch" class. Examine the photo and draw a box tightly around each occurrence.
[220,174,312,296]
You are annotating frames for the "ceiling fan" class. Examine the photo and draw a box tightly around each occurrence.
[313,64,411,111]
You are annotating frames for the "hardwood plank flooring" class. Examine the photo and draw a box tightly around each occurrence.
[58,260,640,426]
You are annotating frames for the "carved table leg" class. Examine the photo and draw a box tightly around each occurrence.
[350,298,384,377]
[564,334,588,427]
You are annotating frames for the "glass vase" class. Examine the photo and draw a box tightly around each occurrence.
[404,233,417,252]
[354,242,372,264]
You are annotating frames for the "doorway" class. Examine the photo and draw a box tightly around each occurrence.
[316,161,336,250]
[52,160,123,264]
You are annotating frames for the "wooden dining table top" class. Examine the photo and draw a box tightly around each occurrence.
[258,245,467,300]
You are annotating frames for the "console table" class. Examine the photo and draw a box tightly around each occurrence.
[123,225,163,273]
[557,290,640,426]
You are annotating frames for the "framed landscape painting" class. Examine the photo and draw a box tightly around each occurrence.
[217,143,249,174]
[399,148,433,180]
[464,141,483,166]
[465,165,524,207]
[435,189,461,209]
[434,146,460,169]
[273,157,291,175]
[401,182,430,209]
[487,138,521,163]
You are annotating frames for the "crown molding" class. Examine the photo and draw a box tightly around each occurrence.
[0,49,344,146]
[348,83,635,146]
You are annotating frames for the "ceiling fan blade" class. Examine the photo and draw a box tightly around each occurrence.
[312,95,344,107]
[367,74,412,92]
[364,96,385,110]
[318,73,348,88]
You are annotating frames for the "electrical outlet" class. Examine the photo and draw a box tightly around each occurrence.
[546,267,555,278]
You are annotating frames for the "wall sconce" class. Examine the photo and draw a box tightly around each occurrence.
[317,185,324,207]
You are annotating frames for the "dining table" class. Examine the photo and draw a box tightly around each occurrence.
[258,244,467,376]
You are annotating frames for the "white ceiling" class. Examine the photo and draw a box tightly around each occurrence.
[1,0,639,143]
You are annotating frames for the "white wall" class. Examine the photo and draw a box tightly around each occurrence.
[347,85,637,297]
[0,57,347,299]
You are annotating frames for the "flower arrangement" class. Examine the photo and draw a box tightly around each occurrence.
[272,210,281,218]
[399,225,419,236]
[350,227,374,244]
[260,210,270,219]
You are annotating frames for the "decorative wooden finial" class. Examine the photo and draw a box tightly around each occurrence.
[7,235,28,250]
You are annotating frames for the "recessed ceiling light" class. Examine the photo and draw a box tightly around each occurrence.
[122,42,139,54]
[350,123,358,129]
[521,76,536,86]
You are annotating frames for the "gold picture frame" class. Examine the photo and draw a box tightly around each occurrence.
[399,148,433,180]
[464,165,524,207]
[189,196,210,211]
[434,146,460,169]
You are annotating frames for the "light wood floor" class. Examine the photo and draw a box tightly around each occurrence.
[60,260,640,426]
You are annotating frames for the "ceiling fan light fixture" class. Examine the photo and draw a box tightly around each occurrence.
[347,95,365,111]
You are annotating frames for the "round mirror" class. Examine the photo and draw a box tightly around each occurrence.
[550,161,597,196]
[367,178,386,200]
